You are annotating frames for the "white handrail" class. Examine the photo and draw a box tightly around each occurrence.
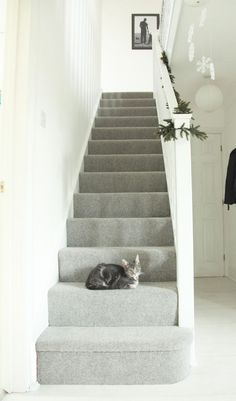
[153,34,194,335]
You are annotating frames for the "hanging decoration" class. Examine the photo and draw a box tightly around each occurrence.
[158,51,207,142]
[195,84,223,112]
[199,7,207,28]
[209,62,215,80]
[196,56,212,74]
[187,24,194,43]
[189,42,195,62]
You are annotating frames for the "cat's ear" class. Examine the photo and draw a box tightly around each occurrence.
[122,259,129,270]
[135,254,140,264]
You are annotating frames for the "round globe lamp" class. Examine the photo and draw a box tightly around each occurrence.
[195,84,223,112]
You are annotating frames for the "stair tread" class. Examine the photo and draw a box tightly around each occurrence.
[93,127,158,130]
[92,127,158,131]
[98,107,157,110]
[37,326,192,352]
[85,154,163,157]
[101,98,155,101]
[95,116,158,120]
[80,171,165,175]
[68,216,172,221]
[89,139,160,141]
[75,191,168,195]
[60,245,175,249]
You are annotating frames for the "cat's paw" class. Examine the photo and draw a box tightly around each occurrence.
[128,283,138,289]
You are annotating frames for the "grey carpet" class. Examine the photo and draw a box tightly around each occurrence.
[97,107,157,117]
[100,98,156,107]
[36,326,192,385]
[67,217,174,247]
[73,192,170,218]
[36,91,192,385]
[84,154,164,172]
[88,139,162,154]
[102,92,154,99]
[95,116,158,127]
[48,282,178,327]
[79,171,167,193]
[58,246,176,282]
[91,127,158,140]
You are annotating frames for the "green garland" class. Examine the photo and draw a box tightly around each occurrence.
[158,119,208,142]
[159,51,207,142]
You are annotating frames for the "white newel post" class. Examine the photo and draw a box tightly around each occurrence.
[173,114,194,331]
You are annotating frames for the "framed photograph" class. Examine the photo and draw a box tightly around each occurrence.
[132,14,160,50]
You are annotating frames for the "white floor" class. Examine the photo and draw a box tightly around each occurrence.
[4,277,236,401]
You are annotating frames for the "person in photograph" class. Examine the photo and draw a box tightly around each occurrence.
[140,18,149,44]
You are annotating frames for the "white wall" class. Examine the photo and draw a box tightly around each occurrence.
[223,96,236,282]
[29,0,102,383]
[101,0,162,92]
[1,0,102,391]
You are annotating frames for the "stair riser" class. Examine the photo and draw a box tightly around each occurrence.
[67,218,174,247]
[97,108,157,117]
[84,155,164,172]
[88,140,162,154]
[79,172,167,193]
[73,193,170,218]
[48,284,177,327]
[59,247,176,282]
[102,92,153,99]
[95,117,158,127]
[92,128,158,140]
[100,99,156,107]
[37,348,190,385]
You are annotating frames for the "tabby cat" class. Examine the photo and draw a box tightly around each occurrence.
[85,254,142,290]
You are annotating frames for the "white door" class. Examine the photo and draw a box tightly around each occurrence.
[192,133,224,277]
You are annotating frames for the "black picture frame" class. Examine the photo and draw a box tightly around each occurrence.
[132,14,160,50]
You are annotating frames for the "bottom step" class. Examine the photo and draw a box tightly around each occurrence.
[36,326,192,384]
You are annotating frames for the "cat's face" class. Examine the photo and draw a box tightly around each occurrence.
[121,254,143,280]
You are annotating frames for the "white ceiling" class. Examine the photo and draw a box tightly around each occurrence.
[171,0,236,108]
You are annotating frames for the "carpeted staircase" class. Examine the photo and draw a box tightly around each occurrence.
[36,92,192,385]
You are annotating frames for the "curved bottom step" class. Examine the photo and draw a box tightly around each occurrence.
[36,326,192,384]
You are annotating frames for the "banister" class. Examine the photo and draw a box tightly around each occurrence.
[153,33,195,344]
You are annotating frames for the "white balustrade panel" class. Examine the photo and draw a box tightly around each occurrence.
[153,34,194,334]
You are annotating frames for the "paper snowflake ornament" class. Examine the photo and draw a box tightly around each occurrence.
[188,24,194,43]
[189,42,195,62]
[196,56,211,74]
[199,7,207,28]
[210,62,215,80]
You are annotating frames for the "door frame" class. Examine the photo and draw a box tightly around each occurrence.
[0,0,35,392]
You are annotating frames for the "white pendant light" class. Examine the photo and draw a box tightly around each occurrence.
[195,84,223,112]
[184,0,208,6]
